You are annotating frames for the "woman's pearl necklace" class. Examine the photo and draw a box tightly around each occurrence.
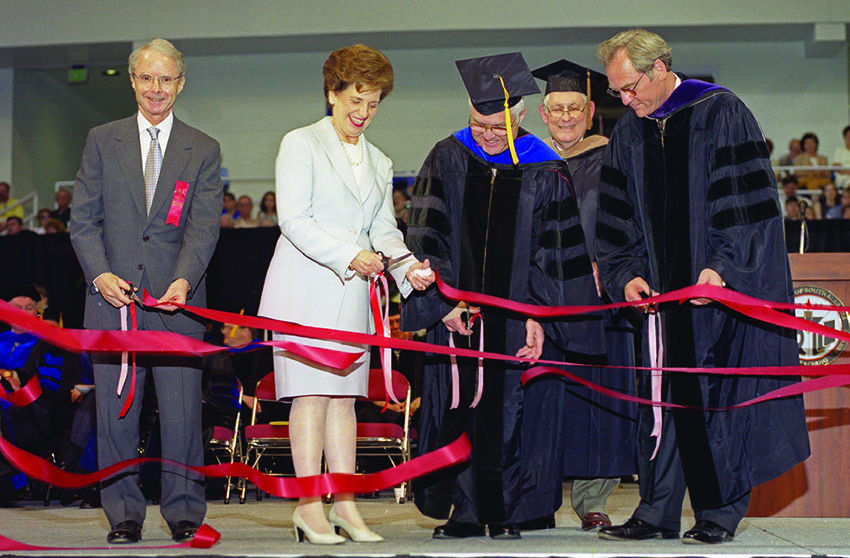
[341,138,364,167]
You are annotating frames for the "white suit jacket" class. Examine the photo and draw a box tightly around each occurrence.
[258,117,413,333]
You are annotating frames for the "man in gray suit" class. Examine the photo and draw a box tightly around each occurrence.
[70,38,222,544]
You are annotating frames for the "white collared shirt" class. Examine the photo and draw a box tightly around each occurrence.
[137,111,174,172]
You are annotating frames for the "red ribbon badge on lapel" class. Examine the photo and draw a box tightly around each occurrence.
[166,180,189,226]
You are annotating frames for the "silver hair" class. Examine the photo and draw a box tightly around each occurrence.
[129,38,185,77]
[467,97,526,120]
[542,92,588,109]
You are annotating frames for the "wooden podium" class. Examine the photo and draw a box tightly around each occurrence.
[748,253,850,517]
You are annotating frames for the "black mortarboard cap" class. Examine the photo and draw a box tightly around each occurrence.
[455,52,540,116]
[2,285,41,303]
[531,58,607,97]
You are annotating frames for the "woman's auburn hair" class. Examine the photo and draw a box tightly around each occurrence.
[323,44,393,102]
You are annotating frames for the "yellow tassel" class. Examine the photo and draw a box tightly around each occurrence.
[498,75,519,165]
[229,309,244,338]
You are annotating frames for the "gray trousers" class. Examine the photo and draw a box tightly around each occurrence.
[571,477,620,518]
[94,354,206,530]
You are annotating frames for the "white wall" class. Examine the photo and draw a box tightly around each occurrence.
[0,69,11,182]
[172,38,848,201]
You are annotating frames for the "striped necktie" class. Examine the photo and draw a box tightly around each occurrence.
[144,127,162,213]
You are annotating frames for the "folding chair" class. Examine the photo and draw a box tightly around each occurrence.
[206,377,243,504]
[356,368,416,503]
[240,371,289,503]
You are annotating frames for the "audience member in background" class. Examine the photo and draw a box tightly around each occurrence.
[778,138,802,167]
[0,181,24,234]
[34,208,53,234]
[257,191,277,227]
[2,216,31,236]
[44,219,67,234]
[234,195,259,228]
[778,175,801,216]
[52,188,72,226]
[0,286,82,504]
[793,132,830,189]
[784,197,801,220]
[392,188,410,225]
[815,182,842,219]
[832,125,850,189]
[220,191,238,228]
[840,187,850,218]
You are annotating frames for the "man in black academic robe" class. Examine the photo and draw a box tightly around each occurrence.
[402,52,605,540]
[595,29,809,545]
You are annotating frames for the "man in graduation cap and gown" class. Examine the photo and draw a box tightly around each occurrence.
[531,59,639,532]
[594,28,809,545]
[401,52,606,539]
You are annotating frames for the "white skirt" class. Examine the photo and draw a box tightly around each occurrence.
[271,332,369,399]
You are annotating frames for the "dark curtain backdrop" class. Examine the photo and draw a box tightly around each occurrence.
[1,221,848,330]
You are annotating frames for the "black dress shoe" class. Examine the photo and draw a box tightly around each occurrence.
[432,520,486,539]
[488,523,521,539]
[107,520,142,544]
[517,513,556,531]
[682,520,733,544]
[598,517,678,541]
[170,520,200,542]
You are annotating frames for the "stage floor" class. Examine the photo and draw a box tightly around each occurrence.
[2,481,847,557]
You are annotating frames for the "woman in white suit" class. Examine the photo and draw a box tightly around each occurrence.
[258,45,433,545]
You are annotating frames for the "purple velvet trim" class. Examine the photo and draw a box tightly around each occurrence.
[650,79,728,119]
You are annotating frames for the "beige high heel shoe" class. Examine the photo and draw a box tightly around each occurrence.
[292,508,345,545]
[328,506,384,542]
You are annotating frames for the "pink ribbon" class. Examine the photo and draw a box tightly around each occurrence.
[370,273,400,404]
[647,313,663,460]
[166,180,188,227]
[447,314,484,409]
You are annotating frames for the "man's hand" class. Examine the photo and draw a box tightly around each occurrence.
[69,387,84,404]
[406,258,435,291]
[516,319,544,360]
[157,278,190,311]
[94,272,135,308]
[242,394,261,414]
[625,276,658,313]
[691,268,724,306]
[442,303,479,335]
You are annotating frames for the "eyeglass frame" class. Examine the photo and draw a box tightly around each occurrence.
[607,71,645,98]
[468,118,516,137]
[544,103,588,121]
[132,73,184,88]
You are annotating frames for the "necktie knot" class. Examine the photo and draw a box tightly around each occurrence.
[147,127,160,141]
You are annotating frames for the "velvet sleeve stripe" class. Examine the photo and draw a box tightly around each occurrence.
[541,196,580,222]
[413,174,446,201]
[545,255,594,281]
[407,206,451,237]
[598,192,634,220]
[600,165,628,193]
[596,221,630,248]
[538,224,586,250]
[711,199,780,230]
[710,140,770,174]
[707,169,774,202]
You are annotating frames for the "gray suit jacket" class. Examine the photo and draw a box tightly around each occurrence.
[70,114,222,335]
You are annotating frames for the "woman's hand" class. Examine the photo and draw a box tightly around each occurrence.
[349,250,384,276]
[406,259,434,291]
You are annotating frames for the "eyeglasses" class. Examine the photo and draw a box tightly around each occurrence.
[545,104,587,120]
[607,72,645,98]
[469,120,514,136]
[132,73,183,88]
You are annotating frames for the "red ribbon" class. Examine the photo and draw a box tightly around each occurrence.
[0,433,471,498]
[0,375,42,407]
[0,523,220,551]
[166,180,189,227]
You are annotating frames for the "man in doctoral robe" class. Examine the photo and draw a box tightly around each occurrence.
[402,52,605,540]
[594,28,809,545]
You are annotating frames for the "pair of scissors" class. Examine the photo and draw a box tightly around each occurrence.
[377,251,413,272]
